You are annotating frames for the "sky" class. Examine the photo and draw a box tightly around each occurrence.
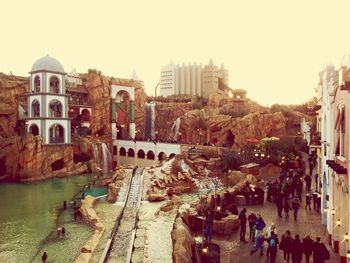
[1,0,350,105]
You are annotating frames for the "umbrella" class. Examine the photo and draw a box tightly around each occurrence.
[261,136,280,142]
[246,138,260,144]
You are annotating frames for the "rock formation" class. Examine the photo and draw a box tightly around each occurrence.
[171,217,194,263]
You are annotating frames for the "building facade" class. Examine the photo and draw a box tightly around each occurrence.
[26,55,71,144]
[159,59,228,98]
[318,61,350,263]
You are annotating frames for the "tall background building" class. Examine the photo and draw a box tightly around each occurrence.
[159,59,229,98]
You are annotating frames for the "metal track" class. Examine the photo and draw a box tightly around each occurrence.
[100,167,143,263]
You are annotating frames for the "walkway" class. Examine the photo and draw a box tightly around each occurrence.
[213,200,339,263]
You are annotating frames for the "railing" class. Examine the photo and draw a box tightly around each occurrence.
[68,99,89,106]
[49,136,64,144]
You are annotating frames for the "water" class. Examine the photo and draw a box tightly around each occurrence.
[170,117,181,141]
[145,102,156,140]
[92,143,100,169]
[102,143,112,176]
[0,175,93,262]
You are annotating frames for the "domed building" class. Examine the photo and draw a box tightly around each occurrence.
[26,55,71,144]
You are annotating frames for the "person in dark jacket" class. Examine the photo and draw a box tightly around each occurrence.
[304,174,312,191]
[254,214,266,238]
[248,212,257,242]
[203,210,214,242]
[276,191,284,218]
[291,234,303,263]
[292,197,300,221]
[313,237,330,263]
[239,208,248,242]
[302,235,314,263]
[280,230,293,263]
[266,231,279,263]
[305,193,312,210]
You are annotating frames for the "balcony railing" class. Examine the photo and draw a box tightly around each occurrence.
[49,136,64,144]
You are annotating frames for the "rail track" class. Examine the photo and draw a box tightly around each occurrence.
[99,167,144,263]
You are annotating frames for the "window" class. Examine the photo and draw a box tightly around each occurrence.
[335,105,345,157]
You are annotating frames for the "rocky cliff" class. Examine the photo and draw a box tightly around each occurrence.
[0,71,147,181]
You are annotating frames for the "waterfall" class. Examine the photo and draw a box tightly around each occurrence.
[170,117,181,141]
[101,143,112,176]
[92,143,100,169]
[145,102,156,139]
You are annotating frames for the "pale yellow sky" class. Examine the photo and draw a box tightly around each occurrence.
[1,0,350,105]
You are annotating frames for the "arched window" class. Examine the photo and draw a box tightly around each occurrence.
[128,148,135,157]
[34,76,40,92]
[81,109,90,122]
[137,149,145,159]
[146,151,155,160]
[49,124,64,144]
[50,76,60,94]
[29,124,39,136]
[119,147,126,156]
[158,152,167,161]
[49,100,63,118]
[32,100,40,117]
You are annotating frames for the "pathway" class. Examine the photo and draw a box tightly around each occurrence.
[213,200,339,263]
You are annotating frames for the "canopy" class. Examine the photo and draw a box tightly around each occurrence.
[246,138,260,144]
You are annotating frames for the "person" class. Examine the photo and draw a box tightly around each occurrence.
[316,194,321,213]
[210,195,215,210]
[304,175,312,191]
[291,234,303,263]
[266,231,279,263]
[42,252,48,263]
[239,208,248,243]
[280,230,293,263]
[276,192,284,218]
[266,223,277,238]
[284,199,291,219]
[255,214,266,239]
[62,227,66,236]
[63,200,67,210]
[314,173,319,192]
[292,197,300,221]
[302,235,314,263]
[305,193,312,210]
[313,237,330,263]
[248,212,257,242]
[203,210,214,242]
[216,194,222,209]
[250,232,265,256]
[255,187,265,205]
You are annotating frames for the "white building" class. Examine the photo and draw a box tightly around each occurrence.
[66,68,82,87]
[319,65,336,229]
[26,55,71,144]
[159,59,228,98]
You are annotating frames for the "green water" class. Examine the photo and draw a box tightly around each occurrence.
[0,175,94,263]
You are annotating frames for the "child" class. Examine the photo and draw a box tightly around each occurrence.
[250,232,265,256]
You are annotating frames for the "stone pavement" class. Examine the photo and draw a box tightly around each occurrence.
[211,200,339,263]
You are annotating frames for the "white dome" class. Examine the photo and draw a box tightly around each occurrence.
[30,55,65,74]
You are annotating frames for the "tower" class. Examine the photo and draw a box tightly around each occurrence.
[26,55,71,144]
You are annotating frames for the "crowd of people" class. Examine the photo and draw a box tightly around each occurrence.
[201,150,332,262]
[238,208,330,263]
